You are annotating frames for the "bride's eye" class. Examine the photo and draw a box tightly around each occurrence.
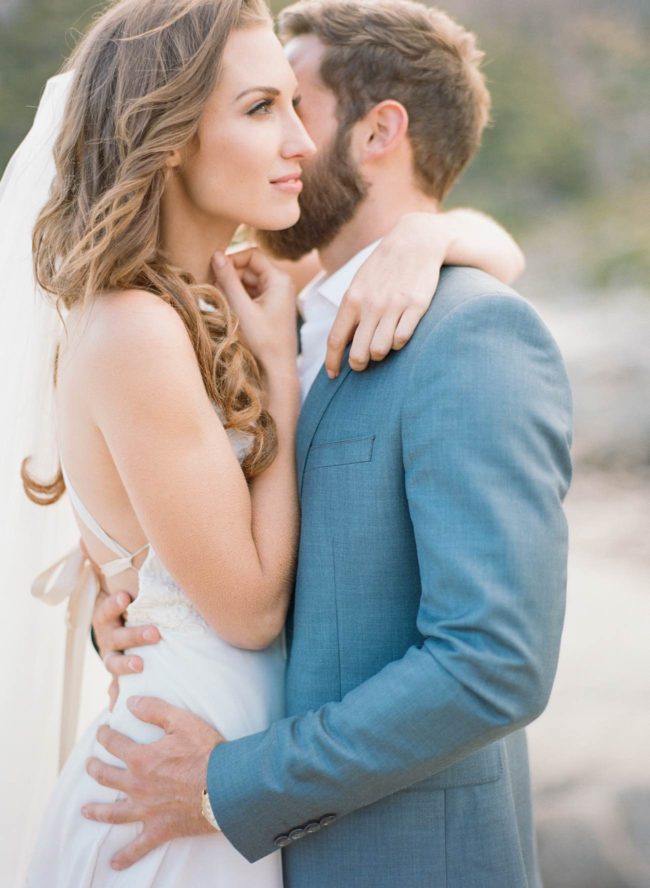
[247,99,274,116]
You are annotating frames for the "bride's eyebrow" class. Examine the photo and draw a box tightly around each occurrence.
[234,86,280,102]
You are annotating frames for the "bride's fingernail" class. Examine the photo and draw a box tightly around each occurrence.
[212,252,226,269]
[143,628,157,641]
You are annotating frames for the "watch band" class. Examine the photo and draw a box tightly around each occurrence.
[201,787,221,832]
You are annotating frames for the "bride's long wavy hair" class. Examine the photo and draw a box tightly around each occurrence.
[23,0,276,505]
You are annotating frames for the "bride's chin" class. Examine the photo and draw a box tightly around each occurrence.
[255,205,301,233]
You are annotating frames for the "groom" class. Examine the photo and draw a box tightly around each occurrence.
[87,1,572,885]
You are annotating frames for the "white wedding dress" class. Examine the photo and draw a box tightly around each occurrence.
[26,430,286,887]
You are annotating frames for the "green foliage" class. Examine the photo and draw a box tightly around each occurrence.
[583,186,650,290]
[452,36,592,229]
[0,0,99,168]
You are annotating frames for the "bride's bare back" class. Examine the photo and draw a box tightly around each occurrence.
[55,288,299,648]
[56,299,151,599]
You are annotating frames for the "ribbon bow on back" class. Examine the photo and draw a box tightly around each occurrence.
[31,545,100,770]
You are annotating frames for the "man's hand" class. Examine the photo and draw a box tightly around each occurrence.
[83,696,225,870]
[92,591,160,709]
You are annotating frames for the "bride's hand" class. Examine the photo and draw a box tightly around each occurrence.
[92,591,160,709]
[325,209,525,377]
[211,247,298,377]
[324,216,442,379]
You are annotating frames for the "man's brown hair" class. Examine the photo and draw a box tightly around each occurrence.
[279,0,491,201]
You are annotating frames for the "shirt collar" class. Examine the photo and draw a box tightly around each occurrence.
[297,239,382,319]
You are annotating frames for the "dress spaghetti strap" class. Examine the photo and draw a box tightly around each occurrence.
[60,462,149,578]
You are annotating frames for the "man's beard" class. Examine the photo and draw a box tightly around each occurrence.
[258,123,369,262]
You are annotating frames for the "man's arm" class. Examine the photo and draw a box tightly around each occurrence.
[207,292,572,862]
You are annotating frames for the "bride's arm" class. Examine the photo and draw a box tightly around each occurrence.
[325,208,525,376]
[432,207,525,282]
[90,288,299,652]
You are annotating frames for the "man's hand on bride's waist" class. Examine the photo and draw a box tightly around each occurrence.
[83,696,224,869]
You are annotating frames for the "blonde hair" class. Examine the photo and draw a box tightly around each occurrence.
[279,0,491,200]
[24,0,276,505]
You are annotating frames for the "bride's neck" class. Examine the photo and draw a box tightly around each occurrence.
[159,189,236,285]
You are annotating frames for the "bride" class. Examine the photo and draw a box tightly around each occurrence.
[24,0,312,883]
[0,0,526,885]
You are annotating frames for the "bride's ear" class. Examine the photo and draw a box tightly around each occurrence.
[164,149,183,172]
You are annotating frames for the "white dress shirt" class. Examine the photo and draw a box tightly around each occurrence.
[297,241,381,403]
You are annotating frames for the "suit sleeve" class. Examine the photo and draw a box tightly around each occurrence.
[206,293,573,862]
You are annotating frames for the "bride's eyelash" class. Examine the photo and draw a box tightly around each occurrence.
[247,95,302,116]
[247,98,274,116]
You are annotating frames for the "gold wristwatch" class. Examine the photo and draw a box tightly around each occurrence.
[201,787,221,832]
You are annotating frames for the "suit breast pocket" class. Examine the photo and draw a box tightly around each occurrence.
[305,435,375,470]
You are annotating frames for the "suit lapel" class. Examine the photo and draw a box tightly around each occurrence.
[297,349,353,494]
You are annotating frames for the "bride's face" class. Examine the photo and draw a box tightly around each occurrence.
[172,25,316,232]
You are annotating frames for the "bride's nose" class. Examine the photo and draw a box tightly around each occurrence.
[281,116,317,162]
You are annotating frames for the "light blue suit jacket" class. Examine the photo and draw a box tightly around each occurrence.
[208,267,573,887]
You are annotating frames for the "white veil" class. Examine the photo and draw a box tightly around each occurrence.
[0,72,106,886]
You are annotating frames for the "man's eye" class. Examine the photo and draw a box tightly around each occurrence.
[248,99,274,116]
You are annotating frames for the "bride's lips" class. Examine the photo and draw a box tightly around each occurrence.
[270,172,303,194]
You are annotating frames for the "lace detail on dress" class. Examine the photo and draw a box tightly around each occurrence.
[126,550,209,634]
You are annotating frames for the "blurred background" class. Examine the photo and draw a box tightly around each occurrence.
[1,0,649,885]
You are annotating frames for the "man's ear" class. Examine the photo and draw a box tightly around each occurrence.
[359,100,409,162]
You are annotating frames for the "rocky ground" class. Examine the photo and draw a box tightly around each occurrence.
[529,469,650,888]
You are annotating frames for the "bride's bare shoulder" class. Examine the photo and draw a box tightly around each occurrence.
[87,288,185,338]
[79,289,192,355]
[71,289,198,385]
